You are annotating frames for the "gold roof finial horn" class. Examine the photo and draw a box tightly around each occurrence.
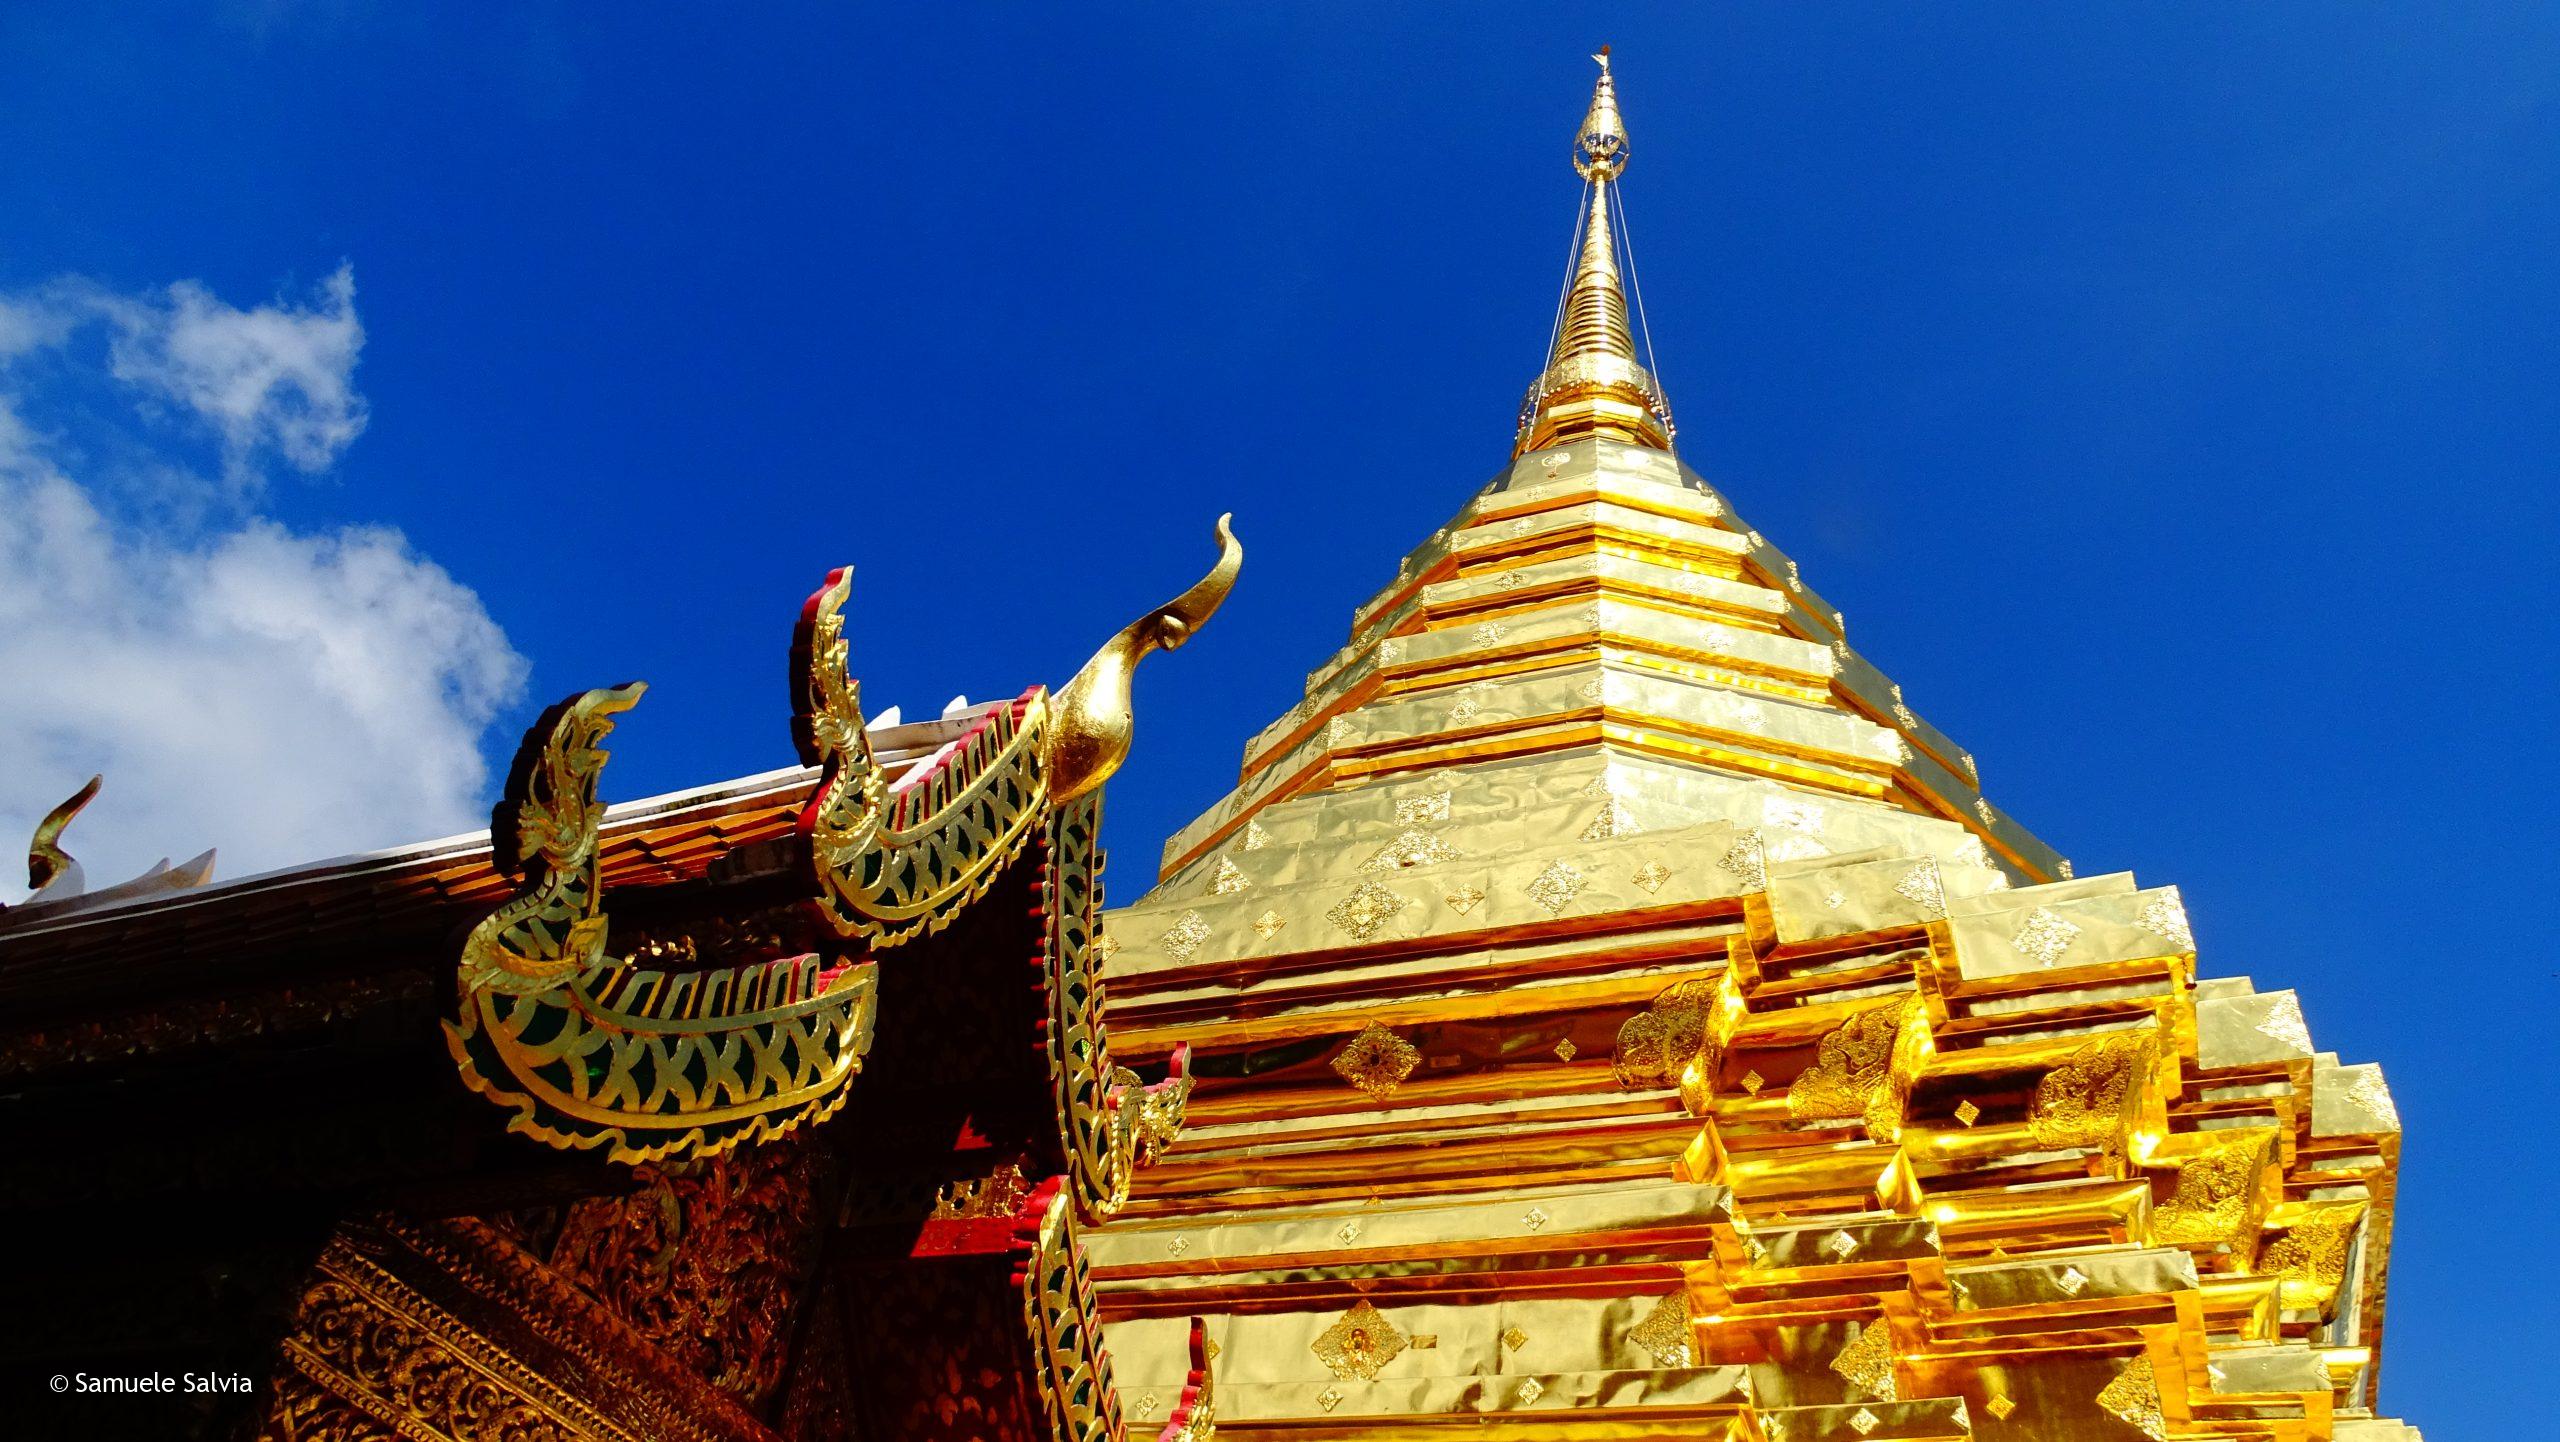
[1515,47,1675,457]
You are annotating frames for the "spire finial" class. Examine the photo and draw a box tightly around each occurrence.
[1577,46,1629,181]
[1514,49,1672,457]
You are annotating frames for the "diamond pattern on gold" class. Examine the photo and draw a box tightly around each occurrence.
[2056,1265,2089,1296]
[1316,1386,1343,1413]
[1822,888,1849,910]
[1976,797,1998,825]
[1578,676,1604,704]
[1241,818,1272,851]
[1554,1038,1578,1062]
[1579,803,1632,841]
[1740,1069,1766,1096]
[1718,832,1767,892]
[1502,1325,1529,1351]
[1394,790,1452,825]
[1161,911,1212,961]
[1168,1235,1189,1257]
[1985,1395,2016,1421]
[1208,857,1251,895]
[1522,1206,1551,1231]
[1331,1023,1420,1098]
[1829,1316,1897,1402]
[1892,860,1946,917]
[1525,859,1586,916]
[1473,621,1509,646]
[2136,895,2194,952]
[1954,1099,1981,1126]
[1632,860,1672,894]
[1092,933,1121,962]
[1362,830,1460,872]
[2095,1356,2168,1441]
[1495,569,1525,590]
[1411,1333,1438,1349]
[2009,908,2082,967]
[1517,1378,1545,1405]
[1328,881,1410,941]
[1335,1219,1363,1245]
[1628,1293,1692,1367]
[1848,1407,1881,1435]
[1135,1392,1159,1416]
[1821,1229,1860,1260]
[1445,885,1486,915]
[1251,909,1286,941]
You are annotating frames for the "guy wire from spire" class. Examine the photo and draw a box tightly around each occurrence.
[1610,172,1676,448]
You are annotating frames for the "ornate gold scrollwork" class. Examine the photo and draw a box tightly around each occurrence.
[447,685,880,1164]
[1018,1178,1216,1442]
[794,567,1052,944]
[1044,794,1194,1220]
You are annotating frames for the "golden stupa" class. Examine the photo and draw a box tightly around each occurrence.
[1086,53,2416,1442]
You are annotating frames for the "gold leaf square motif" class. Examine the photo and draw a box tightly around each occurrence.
[1241,818,1272,851]
[1627,1293,1692,1367]
[1445,885,1487,915]
[2008,908,2081,968]
[1251,909,1286,941]
[1985,1394,2016,1421]
[1161,911,1212,961]
[1331,1023,1420,1099]
[1518,1379,1545,1405]
[1316,1386,1343,1413]
[1501,1325,1529,1352]
[1328,881,1409,942]
[1632,861,1672,894]
[2136,895,2193,952]
[1739,1069,1766,1096]
[1848,1407,1881,1436]
[1892,861,1946,916]
[1718,833,1767,892]
[1553,1038,1578,1062]
[1208,857,1251,895]
[1525,860,1586,916]
[1953,1099,1981,1127]
[1313,1301,1408,1381]
[1362,830,1459,872]
[1394,790,1452,825]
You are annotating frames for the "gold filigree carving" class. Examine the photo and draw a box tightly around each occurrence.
[932,1160,1034,1220]
[2150,1128,2278,1252]
[1043,796,1195,1220]
[1613,978,1721,1111]
[549,1142,823,1408]
[1787,995,1926,1141]
[2262,1199,2366,1314]
[2028,1029,2157,1153]
[1627,1293,1692,1367]
[1829,1317,1896,1401]
[1313,1301,1408,1380]
[2095,1355,2168,1441]
[1332,1022,1420,1098]
[796,566,1049,943]
[447,685,881,1163]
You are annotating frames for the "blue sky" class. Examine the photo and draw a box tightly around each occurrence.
[3,3,2553,1428]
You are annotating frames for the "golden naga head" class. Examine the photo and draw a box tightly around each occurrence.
[1046,514,1243,802]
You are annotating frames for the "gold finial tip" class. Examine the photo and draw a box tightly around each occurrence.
[1576,48,1629,180]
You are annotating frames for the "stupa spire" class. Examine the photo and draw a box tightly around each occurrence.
[1515,48,1674,456]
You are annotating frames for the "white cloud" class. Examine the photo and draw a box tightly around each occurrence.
[0,268,525,899]
[100,263,370,478]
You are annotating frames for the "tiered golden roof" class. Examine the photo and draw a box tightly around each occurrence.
[1088,54,2417,1442]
